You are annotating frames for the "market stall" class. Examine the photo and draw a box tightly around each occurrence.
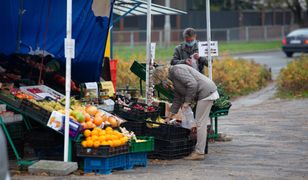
[0,0,194,175]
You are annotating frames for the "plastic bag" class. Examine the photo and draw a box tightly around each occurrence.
[181,107,195,129]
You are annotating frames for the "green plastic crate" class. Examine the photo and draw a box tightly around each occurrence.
[129,136,154,153]
[130,60,174,101]
[130,61,146,81]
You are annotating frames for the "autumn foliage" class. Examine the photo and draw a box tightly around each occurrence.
[277,55,308,98]
[114,56,271,98]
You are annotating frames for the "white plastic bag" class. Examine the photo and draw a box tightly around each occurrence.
[190,55,198,70]
[181,107,195,129]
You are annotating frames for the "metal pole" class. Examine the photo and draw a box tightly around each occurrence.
[206,0,212,80]
[145,0,151,104]
[164,0,171,46]
[64,0,73,162]
[130,31,134,48]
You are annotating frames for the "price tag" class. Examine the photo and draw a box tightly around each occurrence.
[64,38,75,59]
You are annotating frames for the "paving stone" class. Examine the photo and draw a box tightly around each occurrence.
[28,160,78,176]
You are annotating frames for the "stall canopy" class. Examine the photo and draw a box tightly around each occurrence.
[113,0,186,16]
[0,0,113,83]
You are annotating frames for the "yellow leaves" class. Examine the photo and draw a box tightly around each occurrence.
[205,56,271,97]
[277,55,308,95]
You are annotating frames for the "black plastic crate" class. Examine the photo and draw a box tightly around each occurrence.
[114,103,146,121]
[120,121,146,136]
[76,143,129,158]
[114,102,160,121]
[148,138,196,160]
[0,93,22,109]
[24,128,64,148]
[4,121,24,140]
[7,139,24,160]
[20,99,51,125]
[145,121,191,140]
[33,144,64,160]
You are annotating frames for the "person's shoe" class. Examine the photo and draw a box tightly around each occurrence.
[183,152,205,160]
[216,133,232,142]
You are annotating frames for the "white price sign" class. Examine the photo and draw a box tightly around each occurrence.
[64,38,75,59]
[198,41,219,57]
[150,43,156,63]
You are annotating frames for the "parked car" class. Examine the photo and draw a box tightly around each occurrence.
[0,128,10,180]
[282,28,308,57]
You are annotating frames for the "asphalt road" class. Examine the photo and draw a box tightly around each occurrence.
[233,50,298,80]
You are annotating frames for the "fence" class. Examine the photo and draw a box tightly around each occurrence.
[112,25,298,47]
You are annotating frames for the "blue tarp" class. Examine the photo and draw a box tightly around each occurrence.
[0,0,111,83]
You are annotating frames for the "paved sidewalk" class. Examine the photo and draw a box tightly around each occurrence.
[11,98,308,180]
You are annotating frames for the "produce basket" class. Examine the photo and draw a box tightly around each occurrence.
[20,99,51,125]
[129,136,154,153]
[20,85,64,101]
[0,93,22,109]
[145,121,191,140]
[76,143,129,158]
[113,103,146,121]
[114,102,160,121]
[120,121,146,136]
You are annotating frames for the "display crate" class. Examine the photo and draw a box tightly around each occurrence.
[114,102,160,121]
[130,61,174,101]
[20,85,64,101]
[0,93,23,109]
[83,154,127,175]
[210,104,232,117]
[4,121,24,140]
[145,121,191,140]
[129,136,154,153]
[114,103,146,121]
[120,121,146,136]
[20,99,51,125]
[76,143,129,158]
[33,144,64,161]
[149,138,196,160]
[126,152,147,169]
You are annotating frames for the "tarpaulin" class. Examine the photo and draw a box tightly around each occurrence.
[0,0,111,83]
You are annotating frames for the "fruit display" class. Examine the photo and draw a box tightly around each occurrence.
[81,127,129,148]
[146,116,166,128]
[1,88,34,100]
[28,99,64,112]
[58,104,124,130]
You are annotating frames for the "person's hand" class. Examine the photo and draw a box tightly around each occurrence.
[165,117,171,123]
[182,102,190,110]
[192,53,200,60]
[185,58,192,65]
[190,127,197,138]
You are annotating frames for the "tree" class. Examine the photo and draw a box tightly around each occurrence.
[261,0,308,26]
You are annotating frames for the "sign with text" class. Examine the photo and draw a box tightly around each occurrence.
[198,41,219,57]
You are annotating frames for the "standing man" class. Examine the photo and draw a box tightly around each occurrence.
[171,28,208,73]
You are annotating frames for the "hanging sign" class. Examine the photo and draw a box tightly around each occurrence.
[198,41,219,57]
[150,43,156,64]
